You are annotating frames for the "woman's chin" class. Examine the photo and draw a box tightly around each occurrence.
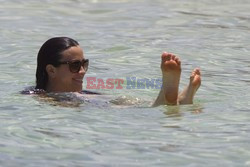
[72,86,82,92]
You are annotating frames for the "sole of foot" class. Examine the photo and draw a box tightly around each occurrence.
[161,52,181,105]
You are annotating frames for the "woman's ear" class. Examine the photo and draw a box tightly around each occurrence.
[46,64,57,78]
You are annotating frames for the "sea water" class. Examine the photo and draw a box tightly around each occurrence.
[0,0,250,166]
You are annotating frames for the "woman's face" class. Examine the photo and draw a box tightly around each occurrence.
[51,46,87,92]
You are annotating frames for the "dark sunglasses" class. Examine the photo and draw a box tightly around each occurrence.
[57,59,89,73]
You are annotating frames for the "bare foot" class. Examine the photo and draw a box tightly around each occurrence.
[178,68,201,104]
[161,52,181,105]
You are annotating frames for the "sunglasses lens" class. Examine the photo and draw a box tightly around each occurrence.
[68,59,89,73]
[69,61,81,73]
[83,60,89,71]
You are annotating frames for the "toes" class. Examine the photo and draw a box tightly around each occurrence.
[193,68,201,75]
[190,68,201,82]
[161,52,171,61]
[161,52,182,67]
[190,71,195,79]
[174,57,181,66]
[166,54,171,61]
[161,52,167,61]
[196,68,201,75]
[171,54,176,60]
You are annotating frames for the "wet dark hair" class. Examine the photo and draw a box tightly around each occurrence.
[35,37,79,90]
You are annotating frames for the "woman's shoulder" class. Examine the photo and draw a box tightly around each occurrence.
[20,86,101,95]
[20,86,45,95]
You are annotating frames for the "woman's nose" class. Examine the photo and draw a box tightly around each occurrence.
[79,65,86,74]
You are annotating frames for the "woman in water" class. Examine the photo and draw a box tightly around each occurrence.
[34,37,201,106]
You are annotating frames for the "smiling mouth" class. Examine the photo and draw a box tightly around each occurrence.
[73,78,83,83]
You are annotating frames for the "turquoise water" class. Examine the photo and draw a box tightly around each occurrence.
[0,0,250,166]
